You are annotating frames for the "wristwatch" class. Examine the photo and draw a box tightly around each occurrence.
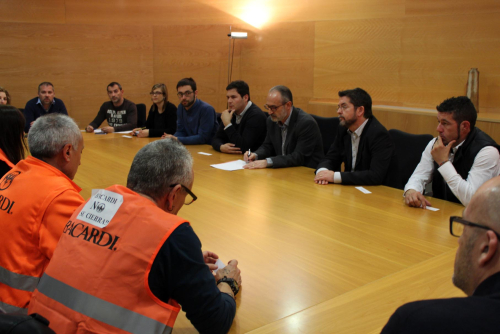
[217,276,239,296]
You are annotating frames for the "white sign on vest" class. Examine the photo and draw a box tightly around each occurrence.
[77,189,124,228]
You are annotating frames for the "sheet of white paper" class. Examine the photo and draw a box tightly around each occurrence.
[213,259,226,273]
[425,206,440,211]
[94,129,105,134]
[355,186,372,194]
[211,160,246,171]
[198,152,212,156]
[122,135,133,138]
[114,130,133,134]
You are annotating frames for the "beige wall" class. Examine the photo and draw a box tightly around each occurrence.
[1,0,500,132]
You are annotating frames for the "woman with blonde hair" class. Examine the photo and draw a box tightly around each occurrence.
[0,86,11,105]
[132,83,177,137]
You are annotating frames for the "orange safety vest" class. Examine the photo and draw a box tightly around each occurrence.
[29,185,185,333]
[0,156,83,314]
[0,148,15,169]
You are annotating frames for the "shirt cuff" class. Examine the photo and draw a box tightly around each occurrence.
[437,161,457,182]
[266,158,273,167]
[316,168,328,174]
[334,172,342,184]
[224,123,233,130]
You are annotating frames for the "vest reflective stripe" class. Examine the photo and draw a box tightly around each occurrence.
[0,265,40,292]
[0,300,28,314]
[37,273,172,334]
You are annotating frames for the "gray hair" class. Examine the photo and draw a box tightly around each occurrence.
[127,138,193,201]
[28,114,81,159]
[269,85,293,104]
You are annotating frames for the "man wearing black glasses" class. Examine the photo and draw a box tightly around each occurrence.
[244,85,324,169]
[29,138,242,334]
[382,175,500,333]
[162,77,218,145]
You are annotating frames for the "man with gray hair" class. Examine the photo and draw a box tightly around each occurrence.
[244,85,324,169]
[382,175,500,333]
[0,114,84,314]
[29,138,242,334]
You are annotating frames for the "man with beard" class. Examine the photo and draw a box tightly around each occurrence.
[212,80,267,154]
[86,82,137,133]
[162,78,218,145]
[404,96,499,208]
[23,82,68,133]
[382,175,500,334]
[243,85,323,169]
[314,88,396,185]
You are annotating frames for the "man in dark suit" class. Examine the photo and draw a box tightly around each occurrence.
[314,88,396,185]
[382,175,500,334]
[212,80,267,154]
[243,85,323,169]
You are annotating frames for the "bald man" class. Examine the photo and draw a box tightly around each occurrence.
[382,175,500,333]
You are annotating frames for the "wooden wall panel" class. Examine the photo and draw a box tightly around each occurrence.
[240,22,315,111]
[0,22,154,127]
[314,19,403,104]
[153,24,243,114]
[0,0,66,24]
[399,13,500,112]
[406,0,500,16]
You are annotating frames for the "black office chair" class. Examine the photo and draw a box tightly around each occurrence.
[388,129,433,190]
[136,103,147,128]
[0,313,55,334]
[310,115,340,155]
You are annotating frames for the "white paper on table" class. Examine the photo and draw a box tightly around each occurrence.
[122,135,133,138]
[114,130,134,134]
[425,206,440,211]
[198,152,212,156]
[213,259,226,273]
[355,186,372,194]
[211,160,246,171]
[94,129,105,134]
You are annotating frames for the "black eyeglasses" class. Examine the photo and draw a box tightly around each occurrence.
[449,216,500,239]
[263,103,286,112]
[170,184,197,205]
[177,91,193,98]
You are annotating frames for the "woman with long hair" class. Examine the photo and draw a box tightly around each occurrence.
[0,105,27,178]
[0,86,11,105]
[132,83,177,137]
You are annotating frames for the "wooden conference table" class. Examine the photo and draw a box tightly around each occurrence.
[76,132,464,334]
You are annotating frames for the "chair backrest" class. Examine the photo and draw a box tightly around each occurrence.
[388,129,433,190]
[310,114,340,155]
[136,103,147,128]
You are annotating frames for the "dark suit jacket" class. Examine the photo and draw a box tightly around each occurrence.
[211,103,267,153]
[381,271,500,334]
[254,107,324,169]
[316,116,396,185]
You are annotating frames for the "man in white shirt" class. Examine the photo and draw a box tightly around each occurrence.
[404,96,500,208]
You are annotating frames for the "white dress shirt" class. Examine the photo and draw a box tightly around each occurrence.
[404,138,500,206]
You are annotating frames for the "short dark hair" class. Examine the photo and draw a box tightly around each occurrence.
[0,105,27,164]
[338,88,372,118]
[107,82,122,91]
[176,78,197,91]
[226,80,250,100]
[269,85,293,104]
[38,82,54,92]
[436,96,477,130]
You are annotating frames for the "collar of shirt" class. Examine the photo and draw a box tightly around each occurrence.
[347,117,369,139]
[235,101,252,124]
[278,107,293,129]
[36,98,56,106]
